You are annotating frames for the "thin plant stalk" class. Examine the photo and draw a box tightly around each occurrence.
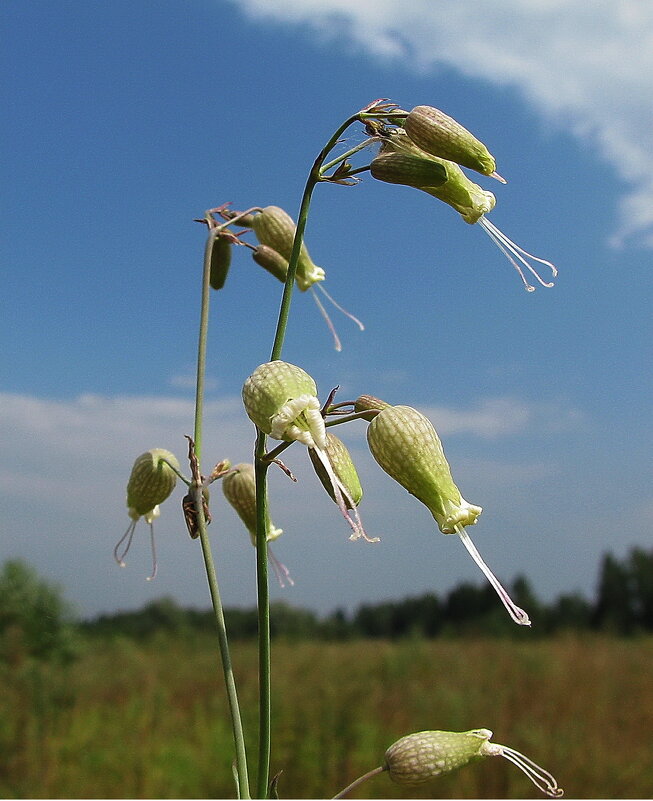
[255,106,395,797]
[194,225,251,799]
[253,432,272,798]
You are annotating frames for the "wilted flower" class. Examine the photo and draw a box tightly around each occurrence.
[366,404,530,625]
[384,729,563,797]
[222,463,292,587]
[242,361,376,542]
[222,463,283,545]
[114,448,179,581]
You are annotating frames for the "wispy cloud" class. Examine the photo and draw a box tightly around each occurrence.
[231,0,653,247]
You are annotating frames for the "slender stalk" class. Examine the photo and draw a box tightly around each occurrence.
[256,107,390,797]
[270,110,366,361]
[254,431,272,798]
[194,226,251,798]
[332,766,387,798]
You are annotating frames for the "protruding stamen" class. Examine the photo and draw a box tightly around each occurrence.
[482,742,564,798]
[454,524,531,626]
[268,546,294,588]
[309,285,365,352]
[490,171,507,184]
[479,218,557,291]
[315,284,365,331]
[145,521,158,581]
[113,520,137,567]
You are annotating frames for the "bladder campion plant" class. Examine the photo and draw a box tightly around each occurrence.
[115,99,563,799]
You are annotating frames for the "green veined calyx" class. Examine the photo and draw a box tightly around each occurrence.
[114,448,179,581]
[384,728,563,797]
[366,404,530,626]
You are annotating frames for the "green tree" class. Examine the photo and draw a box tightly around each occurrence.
[0,559,78,664]
[593,553,635,633]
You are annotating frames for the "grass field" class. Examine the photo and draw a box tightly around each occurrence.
[1,634,651,799]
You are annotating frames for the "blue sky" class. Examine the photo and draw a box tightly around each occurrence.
[1,0,651,620]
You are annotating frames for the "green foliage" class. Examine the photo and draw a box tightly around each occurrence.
[1,635,652,798]
[0,559,78,664]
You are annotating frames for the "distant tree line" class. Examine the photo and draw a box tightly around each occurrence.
[80,546,653,640]
[2,546,653,663]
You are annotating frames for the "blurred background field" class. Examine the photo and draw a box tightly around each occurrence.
[2,630,652,799]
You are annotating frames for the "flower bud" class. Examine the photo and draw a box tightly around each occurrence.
[308,432,363,508]
[353,394,393,421]
[242,361,325,448]
[367,406,480,533]
[404,105,498,178]
[251,205,325,291]
[209,234,232,290]
[222,463,282,545]
[252,244,289,283]
[126,449,180,521]
[384,729,564,797]
[385,729,490,785]
[370,152,447,189]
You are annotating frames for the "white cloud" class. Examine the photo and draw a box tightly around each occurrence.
[231,0,653,247]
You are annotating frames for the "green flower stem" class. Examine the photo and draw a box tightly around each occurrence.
[256,107,394,797]
[194,226,251,799]
[332,766,387,799]
[254,430,272,798]
[326,411,379,426]
[319,140,375,174]
[269,109,369,361]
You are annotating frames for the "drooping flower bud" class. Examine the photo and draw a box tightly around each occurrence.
[252,244,289,284]
[222,463,283,545]
[251,205,325,292]
[115,449,180,580]
[209,234,232,290]
[367,405,529,625]
[384,729,563,797]
[308,432,363,509]
[242,361,376,542]
[404,105,500,179]
[370,152,448,189]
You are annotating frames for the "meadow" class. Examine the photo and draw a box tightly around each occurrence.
[1,634,651,799]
